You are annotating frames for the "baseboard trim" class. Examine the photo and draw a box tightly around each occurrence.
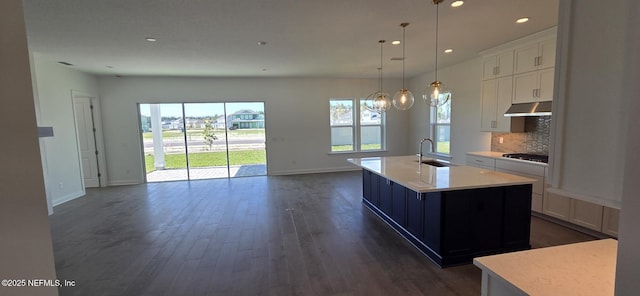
[108,179,140,186]
[532,212,612,239]
[270,166,359,176]
[52,190,85,207]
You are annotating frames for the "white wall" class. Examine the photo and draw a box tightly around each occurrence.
[548,0,626,208]
[97,76,409,184]
[407,57,491,164]
[31,55,99,206]
[0,1,58,294]
[616,0,640,293]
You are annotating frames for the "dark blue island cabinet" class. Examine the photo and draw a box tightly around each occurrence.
[361,169,532,268]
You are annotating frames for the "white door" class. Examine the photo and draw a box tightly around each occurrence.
[73,97,100,187]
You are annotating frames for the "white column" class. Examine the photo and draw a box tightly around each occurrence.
[150,104,165,170]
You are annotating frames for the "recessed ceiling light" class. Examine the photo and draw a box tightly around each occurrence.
[444,48,453,53]
[516,17,529,24]
[145,37,157,42]
[451,1,464,7]
[257,41,268,46]
[391,40,401,45]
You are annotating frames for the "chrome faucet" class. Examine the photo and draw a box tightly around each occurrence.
[419,138,435,164]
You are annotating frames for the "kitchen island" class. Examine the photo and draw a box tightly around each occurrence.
[348,155,536,267]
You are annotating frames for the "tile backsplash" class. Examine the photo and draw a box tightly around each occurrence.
[491,116,551,154]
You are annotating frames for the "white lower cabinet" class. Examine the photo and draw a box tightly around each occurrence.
[569,199,603,232]
[542,191,571,220]
[466,155,496,170]
[467,153,620,237]
[495,159,544,213]
[602,207,620,237]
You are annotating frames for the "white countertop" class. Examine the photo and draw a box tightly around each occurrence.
[474,239,617,296]
[347,155,535,193]
[467,151,549,167]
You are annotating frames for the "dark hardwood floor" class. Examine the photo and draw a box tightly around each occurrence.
[50,171,596,296]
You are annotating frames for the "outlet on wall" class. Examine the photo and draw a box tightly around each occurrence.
[499,137,504,144]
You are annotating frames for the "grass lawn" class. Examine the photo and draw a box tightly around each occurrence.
[145,150,266,173]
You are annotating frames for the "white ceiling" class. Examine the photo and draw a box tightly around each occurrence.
[22,0,559,78]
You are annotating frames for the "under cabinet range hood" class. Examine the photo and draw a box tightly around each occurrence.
[504,101,552,117]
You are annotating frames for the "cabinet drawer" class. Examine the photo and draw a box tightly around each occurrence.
[495,168,543,194]
[466,155,496,169]
[495,159,545,176]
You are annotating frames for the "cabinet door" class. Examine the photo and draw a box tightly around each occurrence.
[503,185,532,249]
[496,51,514,77]
[513,71,538,103]
[482,51,514,79]
[482,56,498,80]
[480,79,498,130]
[368,172,381,207]
[406,191,424,240]
[543,191,571,221]
[538,67,555,101]
[514,43,539,74]
[481,77,522,132]
[495,76,521,131]
[442,188,504,255]
[362,170,372,201]
[391,183,407,226]
[538,38,556,69]
[378,178,393,215]
[569,199,603,232]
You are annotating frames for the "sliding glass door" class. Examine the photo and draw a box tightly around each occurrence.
[140,103,188,181]
[184,103,229,179]
[226,102,266,177]
[139,102,266,182]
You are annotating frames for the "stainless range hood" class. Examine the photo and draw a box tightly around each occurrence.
[504,101,552,117]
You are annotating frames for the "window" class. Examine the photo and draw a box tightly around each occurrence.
[359,100,383,151]
[431,97,451,154]
[329,99,384,152]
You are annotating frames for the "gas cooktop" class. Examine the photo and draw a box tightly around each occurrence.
[502,153,549,163]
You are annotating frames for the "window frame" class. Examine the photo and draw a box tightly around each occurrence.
[329,98,386,153]
[430,97,451,156]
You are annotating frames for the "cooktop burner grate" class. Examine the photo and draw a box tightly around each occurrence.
[502,153,549,163]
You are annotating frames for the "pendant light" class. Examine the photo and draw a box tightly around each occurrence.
[367,40,391,112]
[392,22,415,111]
[424,0,452,107]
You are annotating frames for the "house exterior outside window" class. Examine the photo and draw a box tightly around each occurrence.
[431,98,451,155]
[329,99,385,152]
[227,109,265,129]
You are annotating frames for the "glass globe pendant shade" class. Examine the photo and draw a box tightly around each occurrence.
[424,80,451,107]
[363,92,377,111]
[392,89,415,110]
[372,92,391,112]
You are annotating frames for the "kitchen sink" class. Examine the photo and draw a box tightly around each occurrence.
[416,160,450,167]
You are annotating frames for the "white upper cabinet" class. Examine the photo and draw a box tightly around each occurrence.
[481,77,524,132]
[514,37,557,74]
[513,67,555,103]
[482,50,514,80]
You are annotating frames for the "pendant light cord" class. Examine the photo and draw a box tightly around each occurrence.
[435,2,439,82]
[402,24,406,89]
[379,40,384,92]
